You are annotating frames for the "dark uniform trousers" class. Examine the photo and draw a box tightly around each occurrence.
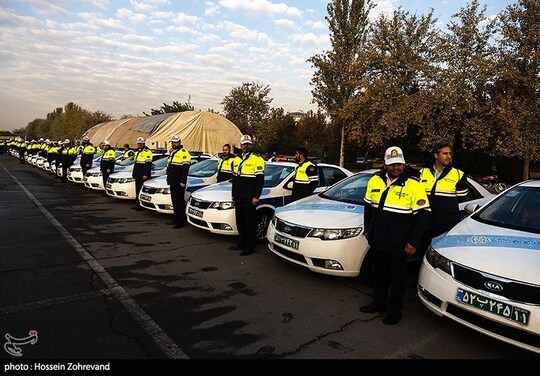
[371,248,408,317]
[135,179,144,208]
[102,173,110,189]
[170,184,187,223]
[235,199,257,251]
[62,163,71,183]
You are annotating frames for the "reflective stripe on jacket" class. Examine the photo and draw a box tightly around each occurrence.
[363,171,431,253]
[419,165,468,232]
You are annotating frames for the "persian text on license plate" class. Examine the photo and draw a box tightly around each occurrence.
[274,233,299,250]
[456,288,530,325]
[188,207,203,218]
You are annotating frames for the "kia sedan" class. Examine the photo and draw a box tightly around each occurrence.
[139,158,218,214]
[267,171,494,277]
[418,179,540,354]
[186,162,352,241]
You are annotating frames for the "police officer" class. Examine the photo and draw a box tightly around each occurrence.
[47,141,57,170]
[61,139,75,183]
[100,140,116,189]
[132,137,153,211]
[418,142,468,256]
[122,143,135,160]
[165,135,191,228]
[18,139,26,164]
[80,136,96,176]
[216,143,235,182]
[228,135,265,256]
[54,140,64,176]
[290,147,318,202]
[361,146,431,325]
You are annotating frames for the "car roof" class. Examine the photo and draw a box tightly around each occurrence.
[517,179,540,188]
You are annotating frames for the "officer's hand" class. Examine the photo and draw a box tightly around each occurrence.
[107,169,111,173]
[142,175,148,181]
[180,183,185,187]
[252,197,259,205]
[405,243,416,255]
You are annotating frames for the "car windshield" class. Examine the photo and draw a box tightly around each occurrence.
[264,164,295,187]
[189,159,218,178]
[319,173,373,205]
[152,156,169,170]
[116,158,135,166]
[474,186,540,234]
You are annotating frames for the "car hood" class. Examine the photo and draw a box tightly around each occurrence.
[144,175,167,188]
[109,171,131,179]
[143,175,212,189]
[275,195,364,229]
[191,182,232,202]
[432,218,540,285]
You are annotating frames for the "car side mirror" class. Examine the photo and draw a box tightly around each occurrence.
[285,181,294,190]
[465,203,479,214]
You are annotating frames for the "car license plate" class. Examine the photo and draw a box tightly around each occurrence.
[140,193,151,202]
[456,288,530,325]
[274,233,299,250]
[105,183,112,189]
[188,207,203,218]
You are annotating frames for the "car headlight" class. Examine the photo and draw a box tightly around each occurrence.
[156,188,170,194]
[209,201,234,210]
[425,246,452,275]
[308,227,362,240]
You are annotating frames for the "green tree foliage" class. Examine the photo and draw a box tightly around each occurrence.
[295,110,339,160]
[260,108,296,154]
[221,82,273,143]
[432,0,496,151]
[308,0,374,166]
[144,97,194,115]
[491,0,540,179]
[348,8,441,155]
[23,102,113,141]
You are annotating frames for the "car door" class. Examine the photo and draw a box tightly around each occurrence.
[316,166,348,192]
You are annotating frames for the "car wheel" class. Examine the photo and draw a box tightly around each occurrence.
[255,211,272,243]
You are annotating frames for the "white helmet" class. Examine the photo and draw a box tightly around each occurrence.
[170,135,181,143]
[102,140,110,146]
[136,137,145,143]
[82,136,90,142]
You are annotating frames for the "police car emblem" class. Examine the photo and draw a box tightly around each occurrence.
[283,226,292,234]
[468,235,491,245]
[417,199,426,205]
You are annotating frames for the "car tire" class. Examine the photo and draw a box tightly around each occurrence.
[255,210,273,243]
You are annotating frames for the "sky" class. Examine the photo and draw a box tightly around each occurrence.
[0,0,515,131]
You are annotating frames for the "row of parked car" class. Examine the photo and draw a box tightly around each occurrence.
[15,147,540,354]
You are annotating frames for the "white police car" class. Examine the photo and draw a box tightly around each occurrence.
[106,155,168,199]
[267,170,495,277]
[186,162,352,241]
[67,155,102,183]
[418,179,540,354]
[139,158,219,214]
[84,157,135,190]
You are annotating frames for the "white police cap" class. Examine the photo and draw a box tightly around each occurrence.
[240,134,253,144]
